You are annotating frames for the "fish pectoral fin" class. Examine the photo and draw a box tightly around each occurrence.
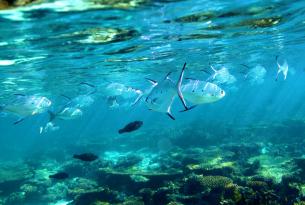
[14,118,25,125]
[166,112,175,120]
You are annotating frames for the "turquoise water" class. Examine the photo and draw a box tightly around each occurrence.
[1,0,305,204]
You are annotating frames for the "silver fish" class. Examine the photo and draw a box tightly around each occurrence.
[0,94,52,124]
[245,65,267,85]
[208,65,236,85]
[48,107,83,121]
[181,79,225,105]
[145,63,190,120]
[105,82,143,108]
[61,82,96,108]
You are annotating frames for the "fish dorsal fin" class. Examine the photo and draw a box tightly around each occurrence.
[201,69,212,75]
[164,72,172,80]
[145,78,158,86]
[240,64,250,69]
[61,94,72,101]
[210,65,218,73]
[80,82,97,95]
[177,62,189,111]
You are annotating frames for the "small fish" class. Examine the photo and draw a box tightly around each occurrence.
[104,82,143,108]
[244,64,267,85]
[208,65,236,85]
[48,107,83,121]
[61,82,96,109]
[106,96,119,109]
[62,94,94,109]
[145,63,191,120]
[49,172,69,180]
[181,79,225,105]
[275,56,288,81]
[73,153,98,162]
[1,94,52,124]
[40,122,60,134]
[119,121,143,134]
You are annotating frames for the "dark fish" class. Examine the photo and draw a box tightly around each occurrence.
[118,121,143,134]
[49,172,69,180]
[73,153,98,162]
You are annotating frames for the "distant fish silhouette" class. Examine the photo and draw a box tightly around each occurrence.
[119,121,143,134]
[73,153,98,162]
[49,172,69,180]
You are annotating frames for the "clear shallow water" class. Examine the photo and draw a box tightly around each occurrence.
[1,0,305,205]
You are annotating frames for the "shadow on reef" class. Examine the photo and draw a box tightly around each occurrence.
[1,119,305,204]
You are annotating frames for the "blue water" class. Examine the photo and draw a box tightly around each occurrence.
[1,0,305,204]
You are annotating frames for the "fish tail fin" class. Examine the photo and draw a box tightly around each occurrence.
[48,110,56,122]
[177,62,193,112]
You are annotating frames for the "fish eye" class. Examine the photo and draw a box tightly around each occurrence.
[221,90,224,95]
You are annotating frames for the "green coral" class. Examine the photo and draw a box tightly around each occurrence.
[184,174,233,194]
[294,202,305,205]
[197,175,233,189]
[247,180,268,191]
[224,184,242,203]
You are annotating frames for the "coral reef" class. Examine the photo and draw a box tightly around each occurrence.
[1,120,305,204]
